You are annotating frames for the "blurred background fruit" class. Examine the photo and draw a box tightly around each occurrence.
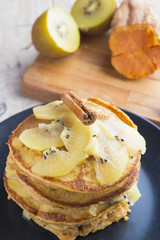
[32,7,80,58]
[71,0,116,35]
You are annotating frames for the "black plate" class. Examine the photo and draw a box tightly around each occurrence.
[0,108,160,240]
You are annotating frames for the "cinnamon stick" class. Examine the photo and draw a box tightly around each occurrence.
[61,91,96,125]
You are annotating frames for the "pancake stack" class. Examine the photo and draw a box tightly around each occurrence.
[4,92,146,240]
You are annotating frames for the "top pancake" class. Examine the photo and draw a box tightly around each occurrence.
[8,98,140,194]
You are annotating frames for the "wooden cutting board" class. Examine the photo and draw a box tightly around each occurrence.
[22,34,160,126]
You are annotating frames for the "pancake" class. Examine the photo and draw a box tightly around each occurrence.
[6,152,140,210]
[4,95,146,240]
[13,151,140,207]
[26,202,130,240]
[4,156,137,240]
[8,114,141,207]
[8,99,141,192]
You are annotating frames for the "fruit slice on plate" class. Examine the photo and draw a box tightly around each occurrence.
[85,123,129,185]
[32,7,80,58]
[31,122,91,177]
[6,168,29,198]
[85,119,146,185]
[33,101,79,127]
[71,0,115,35]
[61,121,91,162]
[93,144,129,185]
[33,101,70,120]
[19,121,64,151]
[31,147,71,177]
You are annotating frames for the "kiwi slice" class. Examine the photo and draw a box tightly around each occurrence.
[71,0,116,35]
[32,7,80,58]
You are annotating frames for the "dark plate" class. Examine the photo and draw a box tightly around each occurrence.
[0,108,160,240]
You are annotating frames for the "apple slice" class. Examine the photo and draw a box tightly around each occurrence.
[32,7,80,58]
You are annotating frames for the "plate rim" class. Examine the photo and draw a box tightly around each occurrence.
[0,106,159,240]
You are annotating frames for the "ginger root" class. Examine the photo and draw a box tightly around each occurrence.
[109,0,160,79]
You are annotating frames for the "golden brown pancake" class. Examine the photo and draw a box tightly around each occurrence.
[4,97,145,240]
[8,101,139,191]
[8,112,141,207]
[4,157,132,240]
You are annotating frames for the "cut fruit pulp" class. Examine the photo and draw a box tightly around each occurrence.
[32,7,80,58]
[71,0,115,35]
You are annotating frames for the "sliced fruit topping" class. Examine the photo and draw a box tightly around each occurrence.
[85,117,146,185]
[102,119,146,155]
[19,120,64,151]
[89,203,99,216]
[31,147,71,177]
[60,121,91,163]
[93,146,128,185]
[31,121,92,177]
[125,183,141,206]
[32,7,80,58]
[33,101,69,120]
[71,0,115,35]
[6,169,17,179]
[6,168,29,198]
[86,123,129,185]
[20,98,145,182]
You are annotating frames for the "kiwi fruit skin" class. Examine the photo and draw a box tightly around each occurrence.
[71,0,116,36]
[32,8,80,58]
[83,15,114,36]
